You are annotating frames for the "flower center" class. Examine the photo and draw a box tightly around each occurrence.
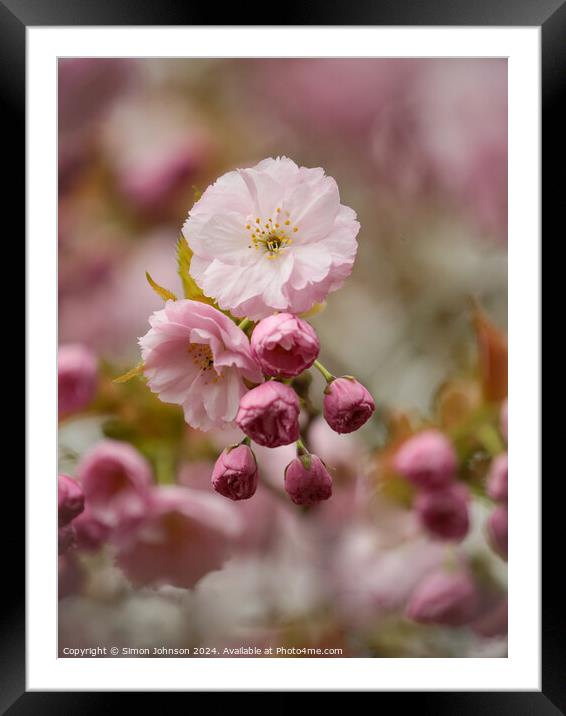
[245,208,299,260]
[187,343,224,384]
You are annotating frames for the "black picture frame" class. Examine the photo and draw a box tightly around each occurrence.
[10,0,555,709]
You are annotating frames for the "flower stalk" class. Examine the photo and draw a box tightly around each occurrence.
[313,359,335,384]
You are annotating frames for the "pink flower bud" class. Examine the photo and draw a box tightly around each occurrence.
[236,381,300,448]
[212,444,259,501]
[58,474,85,527]
[323,377,375,434]
[250,313,320,379]
[76,440,153,526]
[487,505,508,560]
[406,570,479,626]
[486,453,508,503]
[500,399,508,443]
[284,455,332,506]
[394,430,457,491]
[415,483,470,541]
[58,343,98,417]
[58,524,76,555]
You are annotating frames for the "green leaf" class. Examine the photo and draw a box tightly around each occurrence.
[176,235,214,304]
[145,271,177,302]
[176,235,242,325]
[113,362,144,384]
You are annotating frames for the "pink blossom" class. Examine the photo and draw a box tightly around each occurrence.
[393,430,457,491]
[236,381,300,448]
[182,157,360,320]
[58,344,98,417]
[140,300,263,431]
[406,570,479,626]
[58,474,85,527]
[72,506,112,552]
[487,505,508,560]
[323,377,375,434]
[75,440,153,527]
[250,313,320,378]
[415,483,470,541]
[486,453,508,503]
[115,486,242,589]
[211,444,259,501]
[284,455,332,506]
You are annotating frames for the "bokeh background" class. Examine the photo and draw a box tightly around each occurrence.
[58,58,508,658]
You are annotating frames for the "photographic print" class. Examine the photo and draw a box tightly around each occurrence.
[57,57,509,660]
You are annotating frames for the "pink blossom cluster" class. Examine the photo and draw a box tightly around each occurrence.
[59,440,243,593]
[138,158,375,507]
[394,429,469,542]
[140,301,374,506]
[393,401,509,562]
[392,400,509,629]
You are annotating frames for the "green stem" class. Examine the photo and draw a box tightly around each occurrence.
[241,436,251,447]
[313,359,335,384]
[238,317,253,333]
[296,438,310,456]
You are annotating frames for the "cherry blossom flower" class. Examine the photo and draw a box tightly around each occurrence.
[182,156,360,320]
[72,506,112,553]
[76,440,153,528]
[139,300,263,431]
[115,486,242,589]
[58,474,85,527]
